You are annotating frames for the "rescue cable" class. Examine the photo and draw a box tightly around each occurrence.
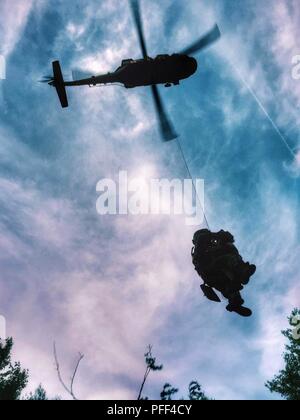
[176,137,210,229]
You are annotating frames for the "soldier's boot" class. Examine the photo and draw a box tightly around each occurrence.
[226,304,252,317]
[226,292,252,317]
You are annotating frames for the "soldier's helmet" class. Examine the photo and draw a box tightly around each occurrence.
[193,229,211,245]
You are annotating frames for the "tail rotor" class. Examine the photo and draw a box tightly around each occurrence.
[40,61,69,108]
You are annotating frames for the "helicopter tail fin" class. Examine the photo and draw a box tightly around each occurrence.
[51,61,68,108]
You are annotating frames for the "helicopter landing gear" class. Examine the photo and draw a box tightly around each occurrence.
[89,76,97,87]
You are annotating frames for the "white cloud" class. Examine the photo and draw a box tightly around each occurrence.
[0,0,299,401]
[0,0,37,57]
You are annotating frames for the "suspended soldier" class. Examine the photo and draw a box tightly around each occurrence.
[192,229,256,317]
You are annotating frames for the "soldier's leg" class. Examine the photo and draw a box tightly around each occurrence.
[223,290,244,307]
[211,255,243,291]
[218,254,256,286]
[224,290,252,317]
[239,263,257,285]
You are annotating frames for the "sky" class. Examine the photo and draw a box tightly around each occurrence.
[0,0,299,400]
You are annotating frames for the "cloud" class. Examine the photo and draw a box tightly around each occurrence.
[0,0,299,401]
[0,0,37,57]
[284,149,300,177]
[254,282,300,382]
[197,0,300,167]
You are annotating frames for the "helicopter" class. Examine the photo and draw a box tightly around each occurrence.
[42,0,221,141]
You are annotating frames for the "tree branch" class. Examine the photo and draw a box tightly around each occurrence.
[137,345,163,400]
[137,366,151,400]
[53,342,84,401]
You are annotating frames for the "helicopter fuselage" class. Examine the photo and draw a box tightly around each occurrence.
[64,54,198,88]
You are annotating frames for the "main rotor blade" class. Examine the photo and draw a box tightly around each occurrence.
[179,24,221,56]
[39,78,54,83]
[129,0,148,58]
[151,85,178,142]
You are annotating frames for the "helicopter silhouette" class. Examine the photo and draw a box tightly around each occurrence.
[42,0,221,141]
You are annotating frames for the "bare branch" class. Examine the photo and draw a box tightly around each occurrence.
[70,352,84,397]
[137,365,151,400]
[53,342,84,401]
